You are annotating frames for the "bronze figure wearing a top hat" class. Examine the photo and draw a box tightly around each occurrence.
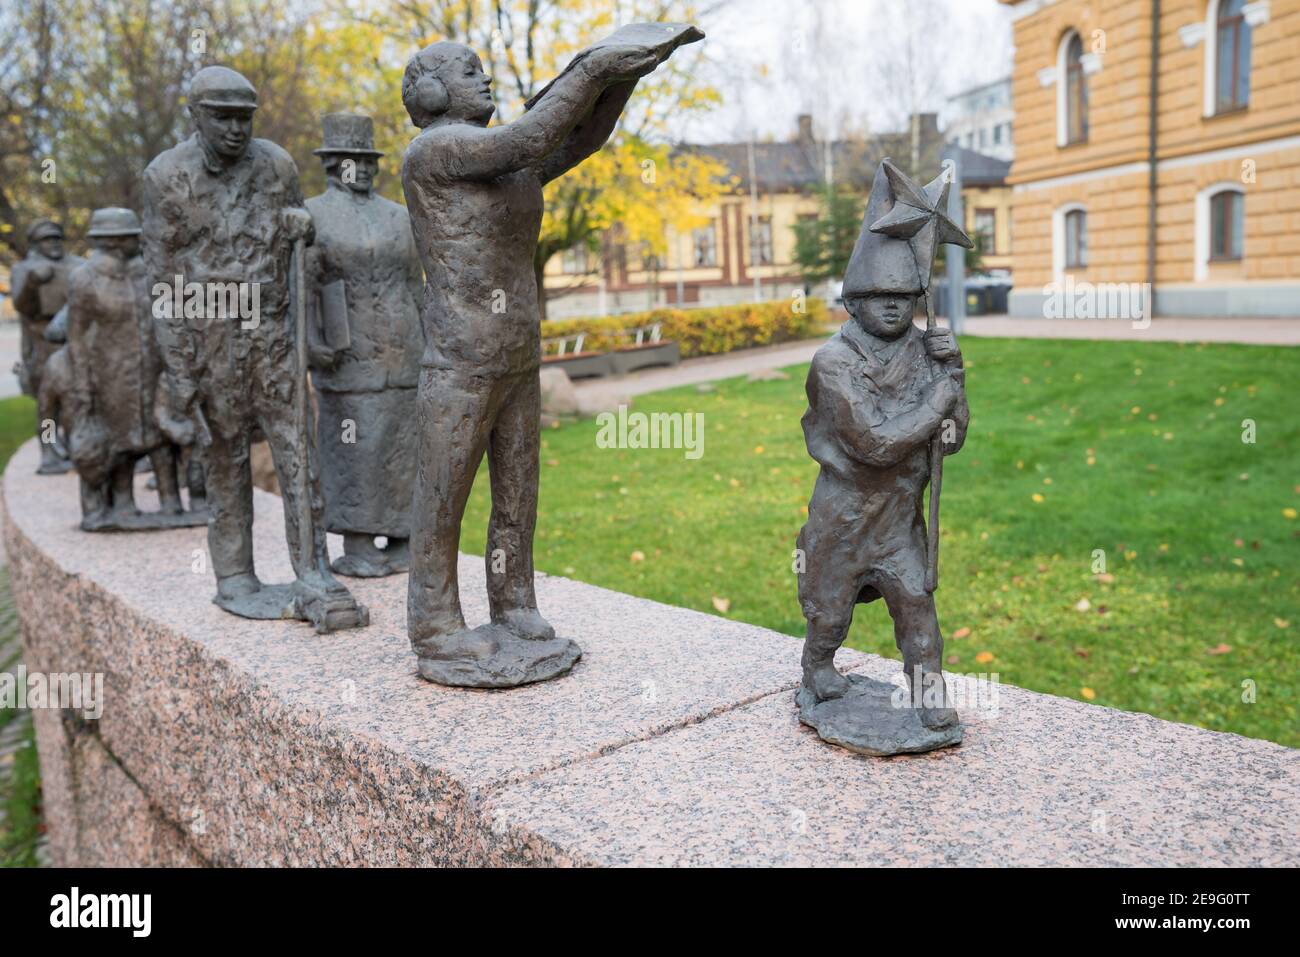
[306,113,425,578]
[795,159,973,757]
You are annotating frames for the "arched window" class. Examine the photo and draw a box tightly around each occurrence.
[1209,189,1244,261]
[1195,183,1246,279]
[1064,209,1088,267]
[1053,203,1088,281]
[1059,32,1089,145]
[1210,0,1253,114]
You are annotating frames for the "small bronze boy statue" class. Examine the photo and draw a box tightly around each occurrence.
[796,159,972,757]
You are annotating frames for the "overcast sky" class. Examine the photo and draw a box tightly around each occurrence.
[673,0,1015,143]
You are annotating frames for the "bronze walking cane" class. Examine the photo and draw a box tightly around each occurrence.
[292,236,314,576]
[923,291,943,593]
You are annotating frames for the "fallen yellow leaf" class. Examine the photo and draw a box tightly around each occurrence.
[1081,687,1096,700]
[711,596,731,614]
[975,651,994,664]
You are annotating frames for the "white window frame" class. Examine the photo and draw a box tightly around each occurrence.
[1052,202,1087,283]
[1194,182,1245,280]
[1203,0,1269,117]
[1056,30,1091,147]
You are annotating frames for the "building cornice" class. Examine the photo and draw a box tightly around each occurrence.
[1011,132,1300,192]
[1000,0,1061,24]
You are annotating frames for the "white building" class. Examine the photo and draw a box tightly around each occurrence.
[944,77,1015,162]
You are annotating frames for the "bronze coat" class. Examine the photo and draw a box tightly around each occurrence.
[797,321,968,615]
[65,250,164,460]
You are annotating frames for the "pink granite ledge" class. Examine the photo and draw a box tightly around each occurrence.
[5,439,1296,867]
[484,663,1300,866]
[2,439,837,865]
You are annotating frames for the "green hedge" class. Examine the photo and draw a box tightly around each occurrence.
[541,298,829,360]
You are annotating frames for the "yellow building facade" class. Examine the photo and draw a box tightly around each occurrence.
[1004,0,1300,316]
[541,115,954,321]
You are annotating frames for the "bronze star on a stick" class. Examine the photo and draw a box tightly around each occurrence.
[868,159,972,294]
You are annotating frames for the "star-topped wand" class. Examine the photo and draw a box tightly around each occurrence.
[869,159,973,592]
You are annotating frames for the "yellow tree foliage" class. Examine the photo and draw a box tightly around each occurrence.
[332,0,730,311]
[1,0,729,300]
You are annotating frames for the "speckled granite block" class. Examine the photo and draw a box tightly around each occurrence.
[2,440,825,865]
[5,438,1296,867]
[30,707,204,867]
[482,661,1300,866]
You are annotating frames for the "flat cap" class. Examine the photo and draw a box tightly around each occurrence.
[189,66,258,110]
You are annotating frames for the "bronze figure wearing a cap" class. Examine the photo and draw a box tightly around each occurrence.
[59,208,206,531]
[10,218,83,473]
[143,65,367,632]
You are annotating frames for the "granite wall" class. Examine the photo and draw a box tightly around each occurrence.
[4,440,1297,867]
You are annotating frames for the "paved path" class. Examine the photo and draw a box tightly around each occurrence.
[573,315,1299,401]
[0,323,20,400]
[958,315,1300,346]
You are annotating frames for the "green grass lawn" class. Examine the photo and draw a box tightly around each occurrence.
[460,337,1300,747]
[0,395,42,866]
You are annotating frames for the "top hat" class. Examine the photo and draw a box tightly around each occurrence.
[86,207,142,238]
[26,219,64,242]
[314,113,383,157]
[189,66,259,111]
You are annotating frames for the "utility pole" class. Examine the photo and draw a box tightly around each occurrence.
[747,136,761,302]
[675,229,685,306]
[943,144,966,334]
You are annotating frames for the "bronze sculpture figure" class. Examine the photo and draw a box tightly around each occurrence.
[58,208,207,531]
[401,23,703,686]
[306,113,424,578]
[142,65,367,632]
[11,218,83,474]
[796,159,973,756]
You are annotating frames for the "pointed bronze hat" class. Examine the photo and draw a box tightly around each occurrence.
[868,159,972,296]
[842,160,926,297]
